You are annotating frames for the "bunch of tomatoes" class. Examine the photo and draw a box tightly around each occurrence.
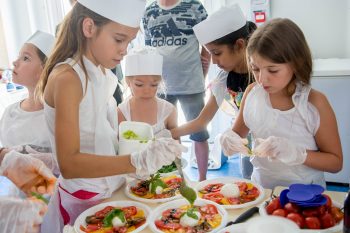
[265,194,344,229]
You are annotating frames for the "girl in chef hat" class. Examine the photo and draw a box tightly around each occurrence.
[171,4,256,175]
[220,18,342,189]
[36,0,185,231]
[0,30,58,192]
[118,46,177,138]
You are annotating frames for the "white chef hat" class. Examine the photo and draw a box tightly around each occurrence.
[193,4,247,45]
[125,46,163,76]
[26,30,55,57]
[77,0,146,28]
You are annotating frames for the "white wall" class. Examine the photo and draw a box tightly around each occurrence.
[270,0,349,59]
[347,0,350,57]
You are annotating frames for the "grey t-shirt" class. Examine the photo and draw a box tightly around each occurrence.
[143,0,208,95]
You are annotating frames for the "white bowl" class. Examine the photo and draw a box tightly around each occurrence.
[149,198,228,233]
[125,177,182,204]
[259,199,343,233]
[195,177,265,209]
[118,121,153,155]
[74,200,151,233]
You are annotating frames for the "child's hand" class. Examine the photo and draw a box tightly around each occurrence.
[130,138,187,178]
[253,136,307,166]
[220,129,249,156]
[0,151,57,195]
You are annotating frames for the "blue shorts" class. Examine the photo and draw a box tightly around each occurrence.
[160,92,209,142]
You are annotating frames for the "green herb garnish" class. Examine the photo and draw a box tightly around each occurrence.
[103,209,125,227]
[31,192,49,204]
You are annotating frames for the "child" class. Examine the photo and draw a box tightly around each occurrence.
[0,31,54,149]
[0,30,58,191]
[36,1,185,232]
[171,4,256,177]
[118,46,177,138]
[220,18,343,189]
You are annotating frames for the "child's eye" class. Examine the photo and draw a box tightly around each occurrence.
[269,70,278,73]
[151,84,159,87]
[135,83,143,87]
[115,38,124,43]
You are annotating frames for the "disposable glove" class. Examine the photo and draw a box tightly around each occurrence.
[253,136,307,166]
[154,128,172,139]
[24,145,60,176]
[220,128,249,156]
[63,225,77,233]
[0,196,47,233]
[0,150,57,195]
[130,138,187,178]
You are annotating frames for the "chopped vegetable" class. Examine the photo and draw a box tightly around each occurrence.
[103,209,125,227]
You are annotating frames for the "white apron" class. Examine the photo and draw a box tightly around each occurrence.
[41,57,124,233]
[118,96,174,136]
[243,82,325,189]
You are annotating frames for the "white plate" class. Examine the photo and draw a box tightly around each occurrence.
[195,177,265,209]
[149,198,228,233]
[74,200,151,233]
[259,199,343,233]
[125,177,182,204]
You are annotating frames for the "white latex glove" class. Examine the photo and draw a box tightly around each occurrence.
[0,196,47,233]
[0,150,57,195]
[220,128,249,156]
[253,136,307,166]
[24,145,60,176]
[130,138,187,178]
[154,128,172,139]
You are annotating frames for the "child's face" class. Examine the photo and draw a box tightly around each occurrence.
[249,53,294,94]
[85,20,139,69]
[128,75,161,99]
[205,41,245,72]
[12,43,43,88]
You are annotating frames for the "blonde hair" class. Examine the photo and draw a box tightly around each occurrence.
[35,3,111,101]
[247,18,312,94]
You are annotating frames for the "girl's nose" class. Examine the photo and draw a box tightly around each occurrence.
[13,59,18,67]
[211,57,218,65]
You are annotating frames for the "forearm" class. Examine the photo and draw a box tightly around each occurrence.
[303,150,343,173]
[172,119,206,139]
[58,153,135,179]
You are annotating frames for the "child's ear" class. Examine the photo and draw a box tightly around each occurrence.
[234,38,245,50]
[82,17,96,38]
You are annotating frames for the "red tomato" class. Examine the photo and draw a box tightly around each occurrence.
[316,205,326,216]
[199,204,219,215]
[320,213,335,229]
[162,208,185,219]
[203,183,224,192]
[302,208,319,217]
[266,198,281,215]
[227,197,240,205]
[94,206,114,218]
[286,213,305,228]
[330,206,344,223]
[272,208,287,217]
[284,203,300,213]
[323,194,332,210]
[236,182,248,192]
[165,177,182,187]
[121,206,137,218]
[155,220,181,230]
[202,192,224,204]
[305,217,321,229]
[113,226,127,233]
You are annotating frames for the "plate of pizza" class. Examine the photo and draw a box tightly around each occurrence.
[195,177,264,209]
[125,173,183,203]
[74,200,150,233]
[149,198,228,233]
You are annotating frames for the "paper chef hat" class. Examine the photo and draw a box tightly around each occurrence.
[125,46,163,76]
[26,30,55,57]
[77,0,146,28]
[193,4,247,45]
